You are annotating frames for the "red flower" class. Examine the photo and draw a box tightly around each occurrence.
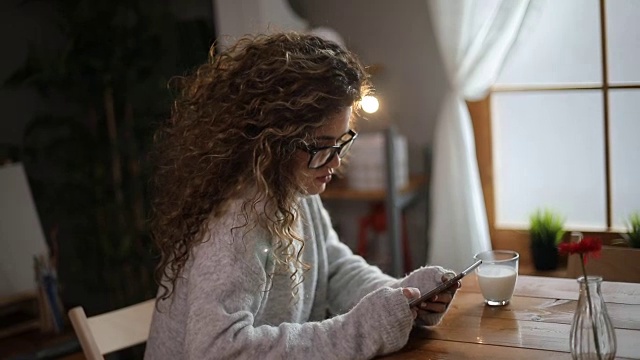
[558,236,602,264]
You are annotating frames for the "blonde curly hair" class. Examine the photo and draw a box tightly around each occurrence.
[149,32,372,300]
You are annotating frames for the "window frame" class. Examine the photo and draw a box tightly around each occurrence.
[470,0,640,253]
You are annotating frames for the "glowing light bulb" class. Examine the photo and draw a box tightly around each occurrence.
[361,95,379,114]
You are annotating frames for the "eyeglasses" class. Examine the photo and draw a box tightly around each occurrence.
[301,129,358,169]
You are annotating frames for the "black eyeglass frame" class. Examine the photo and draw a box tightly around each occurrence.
[301,129,358,169]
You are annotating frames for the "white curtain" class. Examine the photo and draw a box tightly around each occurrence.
[426,0,535,271]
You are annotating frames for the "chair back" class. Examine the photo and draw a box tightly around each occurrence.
[68,299,155,360]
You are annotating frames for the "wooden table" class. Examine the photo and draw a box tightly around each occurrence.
[384,274,640,359]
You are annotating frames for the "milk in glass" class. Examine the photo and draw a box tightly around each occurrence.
[476,264,517,303]
[473,250,519,306]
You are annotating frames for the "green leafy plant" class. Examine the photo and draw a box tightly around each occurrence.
[621,212,640,248]
[529,208,566,247]
[5,0,213,315]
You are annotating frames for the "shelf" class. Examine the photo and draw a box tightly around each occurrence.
[0,291,36,308]
[321,174,428,201]
[0,291,39,340]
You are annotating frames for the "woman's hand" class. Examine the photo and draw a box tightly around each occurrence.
[416,274,460,313]
[396,267,460,325]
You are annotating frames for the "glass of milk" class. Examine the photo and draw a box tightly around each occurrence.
[473,250,519,306]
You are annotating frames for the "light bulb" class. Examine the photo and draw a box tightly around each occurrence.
[361,95,379,114]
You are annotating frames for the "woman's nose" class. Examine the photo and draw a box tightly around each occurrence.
[328,152,341,168]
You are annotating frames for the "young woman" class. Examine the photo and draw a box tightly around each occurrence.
[145,32,457,359]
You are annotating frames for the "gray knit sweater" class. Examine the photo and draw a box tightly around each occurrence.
[144,195,451,359]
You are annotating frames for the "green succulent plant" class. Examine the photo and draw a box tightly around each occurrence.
[622,212,640,248]
[529,208,566,247]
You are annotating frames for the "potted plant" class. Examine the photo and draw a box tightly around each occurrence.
[529,208,565,271]
[620,212,640,248]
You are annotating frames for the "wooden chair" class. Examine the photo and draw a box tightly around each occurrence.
[68,299,155,360]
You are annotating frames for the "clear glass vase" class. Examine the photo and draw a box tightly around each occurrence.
[570,276,617,360]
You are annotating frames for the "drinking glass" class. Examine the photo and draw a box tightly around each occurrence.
[473,250,519,306]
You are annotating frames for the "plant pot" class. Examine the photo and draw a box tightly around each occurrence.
[530,245,559,271]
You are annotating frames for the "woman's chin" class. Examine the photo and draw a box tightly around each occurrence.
[301,182,327,196]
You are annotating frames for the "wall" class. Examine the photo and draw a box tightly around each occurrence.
[212,0,308,48]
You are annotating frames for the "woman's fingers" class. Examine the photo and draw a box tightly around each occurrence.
[401,287,420,300]
[418,291,454,313]
[419,301,447,313]
[402,287,420,319]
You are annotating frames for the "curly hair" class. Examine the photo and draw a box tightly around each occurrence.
[150,32,372,301]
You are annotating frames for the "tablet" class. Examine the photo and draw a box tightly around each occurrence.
[408,259,482,307]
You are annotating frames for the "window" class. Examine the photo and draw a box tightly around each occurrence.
[478,0,640,239]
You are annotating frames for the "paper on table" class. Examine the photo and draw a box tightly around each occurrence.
[0,163,49,298]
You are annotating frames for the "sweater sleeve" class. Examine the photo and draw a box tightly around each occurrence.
[308,196,455,325]
[182,220,415,360]
[306,196,397,314]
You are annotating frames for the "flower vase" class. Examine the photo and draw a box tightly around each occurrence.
[570,276,617,359]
